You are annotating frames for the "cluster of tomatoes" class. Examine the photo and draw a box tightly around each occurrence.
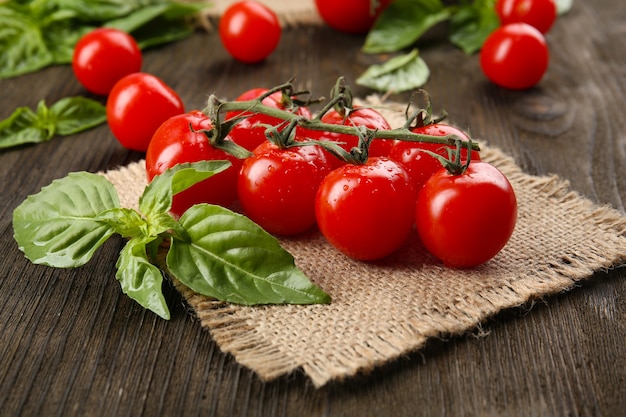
[143,87,517,269]
[480,0,557,89]
[69,3,519,269]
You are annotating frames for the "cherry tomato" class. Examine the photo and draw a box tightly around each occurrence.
[219,1,281,63]
[146,111,243,217]
[416,161,517,268]
[389,123,481,191]
[495,0,557,34]
[315,157,416,261]
[480,23,549,90]
[314,0,392,34]
[225,88,312,151]
[72,28,142,95]
[107,72,184,151]
[310,106,394,168]
[238,141,332,236]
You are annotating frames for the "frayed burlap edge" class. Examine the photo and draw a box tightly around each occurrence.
[101,101,626,388]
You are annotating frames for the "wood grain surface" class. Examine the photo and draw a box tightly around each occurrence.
[1,1,624,416]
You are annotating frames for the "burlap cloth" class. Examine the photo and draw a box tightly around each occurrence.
[102,97,626,387]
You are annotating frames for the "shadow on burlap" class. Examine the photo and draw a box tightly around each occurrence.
[102,99,626,387]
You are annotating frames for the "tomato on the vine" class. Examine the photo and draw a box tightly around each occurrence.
[238,141,332,236]
[72,28,142,95]
[225,88,312,152]
[480,22,549,90]
[416,161,517,268]
[314,0,392,34]
[315,157,416,261]
[146,111,243,217]
[107,72,184,151]
[389,123,481,191]
[310,106,394,168]
[495,0,557,34]
[219,1,281,63]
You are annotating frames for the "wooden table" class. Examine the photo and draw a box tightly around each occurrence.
[1,1,624,415]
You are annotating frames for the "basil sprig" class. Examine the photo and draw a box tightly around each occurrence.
[0,0,207,79]
[0,96,106,150]
[12,161,331,319]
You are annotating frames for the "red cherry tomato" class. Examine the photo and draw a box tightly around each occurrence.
[146,111,243,217]
[315,157,416,261]
[310,106,394,168]
[219,1,281,63]
[314,0,392,34]
[106,72,184,151]
[495,0,557,34]
[238,141,332,236]
[480,23,549,90]
[72,28,142,95]
[416,161,517,268]
[225,88,312,151]
[389,123,481,191]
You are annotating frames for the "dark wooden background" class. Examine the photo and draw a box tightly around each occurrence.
[1,1,624,416]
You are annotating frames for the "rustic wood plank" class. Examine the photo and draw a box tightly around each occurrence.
[0,0,624,416]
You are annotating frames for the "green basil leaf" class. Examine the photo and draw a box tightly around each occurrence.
[45,23,94,64]
[0,97,106,150]
[116,236,170,320]
[44,0,153,22]
[0,6,53,78]
[356,49,430,92]
[363,0,450,54]
[0,105,47,149]
[449,0,499,55]
[114,2,205,49]
[139,160,232,220]
[49,96,107,136]
[95,207,147,239]
[13,172,121,267]
[1,0,207,79]
[167,204,331,305]
[129,16,196,49]
[104,3,170,33]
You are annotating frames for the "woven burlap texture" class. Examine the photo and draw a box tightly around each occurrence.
[102,100,626,388]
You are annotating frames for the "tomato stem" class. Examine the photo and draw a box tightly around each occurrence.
[201,78,481,163]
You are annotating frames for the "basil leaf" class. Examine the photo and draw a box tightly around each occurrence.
[0,6,54,78]
[95,207,147,239]
[449,0,499,55]
[128,15,196,49]
[0,97,106,149]
[139,160,232,221]
[357,49,430,93]
[104,3,170,33]
[0,0,207,79]
[0,105,46,149]
[116,236,170,320]
[168,204,331,305]
[363,0,450,54]
[49,96,107,136]
[45,22,94,64]
[46,0,152,22]
[13,172,121,267]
